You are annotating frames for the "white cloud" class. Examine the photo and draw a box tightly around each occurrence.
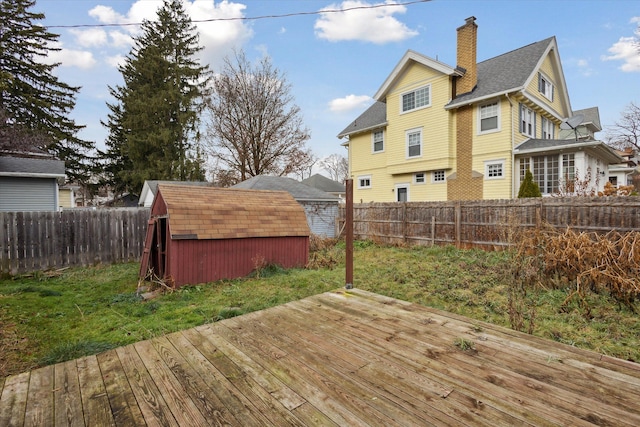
[108,31,134,48]
[329,94,372,112]
[315,0,418,44]
[106,54,127,69]
[602,36,640,72]
[70,28,108,48]
[45,47,97,70]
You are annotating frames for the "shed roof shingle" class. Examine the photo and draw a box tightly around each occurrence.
[157,184,310,240]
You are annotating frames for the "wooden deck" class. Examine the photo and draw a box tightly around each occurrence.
[2,288,640,426]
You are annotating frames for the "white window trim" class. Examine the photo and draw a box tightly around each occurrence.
[539,72,554,102]
[357,175,372,189]
[371,129,384,153]
[542,117,555,139]
[405,127,423,159]
[432,170,446,183]
[521,105,535,138]
[399,84,431,114]
[478,101,501,134]
[395,184,410,202]
[485,159,506,180]
[413,172,426,184]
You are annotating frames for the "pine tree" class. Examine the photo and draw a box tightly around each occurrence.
[100,0,211,194]
[0,0,92,181]
[518,169,542,198]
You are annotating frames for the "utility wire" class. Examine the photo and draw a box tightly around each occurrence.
[46,0,431,29]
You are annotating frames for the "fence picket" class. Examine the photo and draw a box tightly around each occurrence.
[0,208,150,276]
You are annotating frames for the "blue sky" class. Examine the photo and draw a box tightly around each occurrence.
[37,0,639,174]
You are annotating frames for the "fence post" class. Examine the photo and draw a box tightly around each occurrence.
[431,216,436,246]
[345,179,353,289]
[455,202,461,248]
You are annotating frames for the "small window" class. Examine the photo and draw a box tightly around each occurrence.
[406,128,422,158]
[358,175,371,189]
[485,160,505,179]
[479,102,499,133]
[538,73,554,101]
[432,170,446,182]
[520,105,535,137]
[609,176,618,187]
[401,85,431,113]
[542,117,555,139]
[372,130,384,153]
[414,173,426,184]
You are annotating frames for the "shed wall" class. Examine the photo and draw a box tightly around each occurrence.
[167,236,309,287]
[302,201,338,238]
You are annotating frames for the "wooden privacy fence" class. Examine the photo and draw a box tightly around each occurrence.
[0,208,150,276]
[338,197,640,249]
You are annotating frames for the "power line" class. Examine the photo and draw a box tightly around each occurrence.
[46,0,431,29]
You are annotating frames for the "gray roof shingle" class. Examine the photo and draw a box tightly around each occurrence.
[233,175,339,202]
[337,101,387,138]
[301,174,345,193]
[0,156,65,177]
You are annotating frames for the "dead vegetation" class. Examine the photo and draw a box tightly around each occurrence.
[510,225,640,318]
[307,234,342,270]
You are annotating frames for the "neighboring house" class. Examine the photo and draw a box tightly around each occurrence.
[233,175,340,237]
[0,156,65,211]
[138,180,214,208]
[339,16,621,201]
[608,147,638,189]
[301,174,346,201]
[58,184,80,209]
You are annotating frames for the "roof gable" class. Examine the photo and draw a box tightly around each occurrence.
[156,184,310,240]
[447,37,568,109]
[374,50,462,102]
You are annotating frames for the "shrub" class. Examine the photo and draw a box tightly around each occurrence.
[517,170,542,198]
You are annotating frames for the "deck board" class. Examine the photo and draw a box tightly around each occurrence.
[1,288,640,426]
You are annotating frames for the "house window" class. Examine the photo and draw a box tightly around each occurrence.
[485,160,505,179]
[396,184,409,202]
[542,117,555,139]
[538,73,554,101]
[401,85,430,113]
[479,102,499,133]
[562,153,575,183]
[414,172,426,184]
[406,128,422,158]
[432,170,446,182]
[609,176,618,187]
[358,175,371,189]
[372,130,384,153]
[532,155,559,194]
[520,104,536,137]
[519,157,530,183]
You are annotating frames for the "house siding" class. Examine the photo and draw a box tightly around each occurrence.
[0,177,58,212]
[302,201,338,237]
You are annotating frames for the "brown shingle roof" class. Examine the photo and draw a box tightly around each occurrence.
[157,184,310,240]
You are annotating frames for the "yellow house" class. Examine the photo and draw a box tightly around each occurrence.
[339,17,620,202]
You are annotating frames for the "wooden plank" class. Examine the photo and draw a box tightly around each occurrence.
[131,339,212,427]
[0,371,30,426]
[185,326,307,427]
[96,349,146,427]
[76,356,115,427]
[115,344,179,427]
[53,359,84,427]
[150,334,241,426]
[24,364,54,427]
[175,329,264,427]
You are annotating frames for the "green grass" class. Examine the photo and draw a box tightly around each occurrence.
[1,242,638,378]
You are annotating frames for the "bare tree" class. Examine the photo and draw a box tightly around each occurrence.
[318,153,349,182]
[205,50,313,181]
[606,102,640,150]
[0,109,50,155]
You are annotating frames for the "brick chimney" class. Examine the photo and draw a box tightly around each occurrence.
[456,16,478,96]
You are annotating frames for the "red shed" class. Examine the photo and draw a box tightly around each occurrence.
[139,184,310,287]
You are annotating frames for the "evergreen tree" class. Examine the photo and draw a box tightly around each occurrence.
[518,169,542,198]
[100,0,211,194]
[0,0,92,181]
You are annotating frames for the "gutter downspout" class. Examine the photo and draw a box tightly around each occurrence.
[505,93,515,198]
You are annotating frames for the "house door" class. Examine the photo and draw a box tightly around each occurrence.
[396,185,409,202]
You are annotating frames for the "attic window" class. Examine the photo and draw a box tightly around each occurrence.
[538,73,554,102]
[401,84,431,113]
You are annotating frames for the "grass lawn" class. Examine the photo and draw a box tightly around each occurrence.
[1,241,638,378]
